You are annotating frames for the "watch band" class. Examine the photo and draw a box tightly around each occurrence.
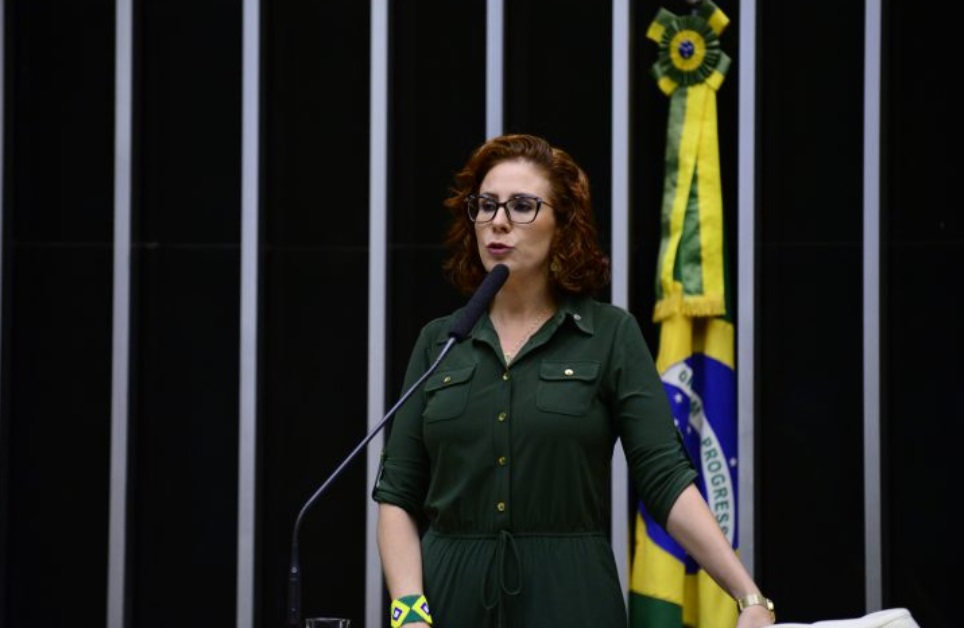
[736,593,775,617]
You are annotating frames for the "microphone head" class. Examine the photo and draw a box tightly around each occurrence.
[448,264,509,341]
[484,263,509,289]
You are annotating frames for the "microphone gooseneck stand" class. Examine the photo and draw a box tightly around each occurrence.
[287,264,509,626]
[287,336,458,626]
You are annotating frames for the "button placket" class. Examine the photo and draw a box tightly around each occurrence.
[494,360,512,521]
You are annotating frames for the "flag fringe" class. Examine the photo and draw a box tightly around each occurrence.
[653,288,725,323]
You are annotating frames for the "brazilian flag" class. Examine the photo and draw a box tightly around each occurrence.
[629,2,738,627]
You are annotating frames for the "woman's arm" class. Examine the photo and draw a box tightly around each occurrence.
[376,503,431,627]
[665,484,775,627]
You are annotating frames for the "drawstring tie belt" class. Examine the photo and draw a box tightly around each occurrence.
[481,529,522,627]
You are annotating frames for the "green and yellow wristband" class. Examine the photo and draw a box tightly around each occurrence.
[390,594,433,627]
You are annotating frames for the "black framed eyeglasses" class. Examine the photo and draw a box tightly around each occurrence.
[465,194,552,224]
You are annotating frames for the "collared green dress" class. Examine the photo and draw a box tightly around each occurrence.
[373,296,697,628]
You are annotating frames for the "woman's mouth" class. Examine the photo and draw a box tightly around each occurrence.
[486,243,512,256]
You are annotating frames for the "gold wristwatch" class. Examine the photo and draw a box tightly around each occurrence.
[736,593,775,618]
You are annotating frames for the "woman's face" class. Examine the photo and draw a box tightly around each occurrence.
[475,159,557,282]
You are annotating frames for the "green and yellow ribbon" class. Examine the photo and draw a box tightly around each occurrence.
[648,0,731,323]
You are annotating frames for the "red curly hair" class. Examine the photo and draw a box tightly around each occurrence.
[442,134,610,296]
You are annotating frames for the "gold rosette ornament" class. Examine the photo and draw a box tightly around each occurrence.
[648,1,731,95]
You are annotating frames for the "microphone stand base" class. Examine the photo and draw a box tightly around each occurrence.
[304,618,351,628]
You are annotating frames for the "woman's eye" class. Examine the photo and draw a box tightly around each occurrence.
[510,199,536,213]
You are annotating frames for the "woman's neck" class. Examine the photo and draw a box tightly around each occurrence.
[489,281,556,322]
[488,282,557,364]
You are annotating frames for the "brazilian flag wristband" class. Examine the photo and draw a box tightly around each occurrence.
[390,594,433,627]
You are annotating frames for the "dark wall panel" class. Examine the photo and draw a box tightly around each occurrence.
[757,246,864,615]
[128,1,242,626]
[260,0,371,625]
[1,0,114,624]
[883,248,958,626]
[883,1,960,625]
[129,248,240,627]
[262,1,370,250]
[5,0,114,243]
[757,0,866,621]
[3,249,113,625]
[136,0,242,244]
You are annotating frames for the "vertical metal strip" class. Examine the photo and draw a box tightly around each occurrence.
[863,0,882,611]
[236,0,260,626]
[610,0,630,604]
[366,2,389,627]
[0,0,5,502]
[108,0,133,625]
[485,0,503,139]
[737,0,758,576]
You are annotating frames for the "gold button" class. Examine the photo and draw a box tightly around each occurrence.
[496,502,506,512]
[564,368,574,376]
[498,412,507,422]
[497,456,507,466]
[443,375,452,384]
[502,372,510,381]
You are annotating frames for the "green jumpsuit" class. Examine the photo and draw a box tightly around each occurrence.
[373,296,697,627]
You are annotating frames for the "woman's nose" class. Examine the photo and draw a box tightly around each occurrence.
[491,205,512,228]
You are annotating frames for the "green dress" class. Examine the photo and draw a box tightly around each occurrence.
[373,296,697,628]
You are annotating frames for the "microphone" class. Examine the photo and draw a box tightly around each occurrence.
[286,264,509,626]
[448,263,509,340]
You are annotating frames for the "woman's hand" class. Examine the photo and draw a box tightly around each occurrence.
[737,603,776,627]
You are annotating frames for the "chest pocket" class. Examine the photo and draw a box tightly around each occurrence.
[423,365,476,422]
[536,361,601,416]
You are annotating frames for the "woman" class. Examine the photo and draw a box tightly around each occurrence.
[373,134,773,627]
